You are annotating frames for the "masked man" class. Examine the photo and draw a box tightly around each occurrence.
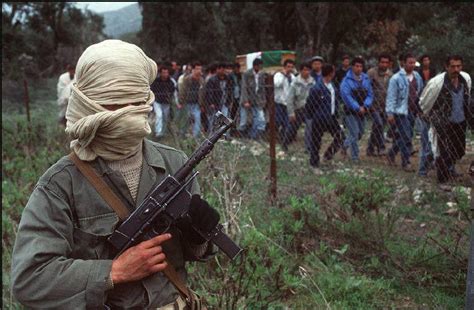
[11,40,219,309]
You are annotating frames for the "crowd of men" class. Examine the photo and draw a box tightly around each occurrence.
[58,53,472,185]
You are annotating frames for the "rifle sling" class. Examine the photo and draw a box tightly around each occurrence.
[68,152,192,302]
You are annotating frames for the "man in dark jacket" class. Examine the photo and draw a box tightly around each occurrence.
[340,57,374,162]
[416,54,437,84]
[306,64,345,171]
[335,55,350,90]
[150,66,177,138]
[204,62,233,134]
[229,63,241,115]
[420,55,473,183]
[366,54,393,156]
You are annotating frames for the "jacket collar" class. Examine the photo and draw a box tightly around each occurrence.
[347,68,366,81]
[295,74,314,85]
[376,67,390,76]
[142,139,167,172]
[443,72,468,92]
[316,78,334,89]
[399,68,408,76]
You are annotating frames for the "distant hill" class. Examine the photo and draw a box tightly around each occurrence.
[101,3,142,38]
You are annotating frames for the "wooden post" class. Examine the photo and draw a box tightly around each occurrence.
[23,76,31,124]
[18,54,33,125]
[266,74,277,205]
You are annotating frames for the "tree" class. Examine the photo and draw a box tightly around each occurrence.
[2,2,105,80]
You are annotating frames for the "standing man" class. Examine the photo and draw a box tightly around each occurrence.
[229,63,242,124]
[310,56,324,83]
[177,63,192,92]
[415,54,436,176]
[306,64,345,172]
[57,64,75,125]
[204,62,233,133]
[392,54,405,74]
[273,59,295,144]
[200,63,217,134]
[284,62,315,151]
[170,60,181,81]
[224,63,234,76]
[150,66,177,138]
[420,55,472,183]
[306,56,324,151]
[178,62,205,138]
[239,58,267,140]
[416,54,437,84]
[340,57,374,162]
[11,39,219,309]
[366,54,393,156]
[385,53,424,172]
[335,55,351,89]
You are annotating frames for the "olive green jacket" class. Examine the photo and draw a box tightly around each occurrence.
[11,139,205,309]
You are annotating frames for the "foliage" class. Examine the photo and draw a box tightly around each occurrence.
[2,100,69,309]
[138,2,474,72]
[2,2,106,80]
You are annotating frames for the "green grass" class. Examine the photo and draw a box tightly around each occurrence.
[2,80,472,309]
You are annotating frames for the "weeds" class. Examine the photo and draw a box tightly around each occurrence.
[2,80,471,309]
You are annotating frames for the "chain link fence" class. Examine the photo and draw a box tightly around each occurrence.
[147,67,473,196]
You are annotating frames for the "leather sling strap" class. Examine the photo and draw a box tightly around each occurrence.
[68,152,192,302]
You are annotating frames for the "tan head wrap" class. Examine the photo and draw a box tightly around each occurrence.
[65,39,157,161]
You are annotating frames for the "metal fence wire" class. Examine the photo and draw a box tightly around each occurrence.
[148,69,473,192]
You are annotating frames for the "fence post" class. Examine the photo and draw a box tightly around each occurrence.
[266,73,277,205]
[18,54,33,125]
[466,167,474,309]
[23,76,31,124]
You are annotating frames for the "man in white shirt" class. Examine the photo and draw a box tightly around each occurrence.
[57,64,75,125]
[273,59,295,144]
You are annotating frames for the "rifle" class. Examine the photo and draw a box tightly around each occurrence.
[108,111,243,260]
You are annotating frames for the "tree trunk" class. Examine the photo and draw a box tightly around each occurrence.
[314,3,329,54]
[295,3,315,58]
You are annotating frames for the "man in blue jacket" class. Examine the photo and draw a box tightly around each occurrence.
[306,64,345,171]
[340,57,373,162]
[385,53,424,172]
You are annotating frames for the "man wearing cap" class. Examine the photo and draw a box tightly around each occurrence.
[11,40,219,309]
[310,56,324,83]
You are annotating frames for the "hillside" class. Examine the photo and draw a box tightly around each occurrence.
[101,3,142,38]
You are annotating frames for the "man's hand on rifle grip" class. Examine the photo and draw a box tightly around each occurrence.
[178,195,220,244]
